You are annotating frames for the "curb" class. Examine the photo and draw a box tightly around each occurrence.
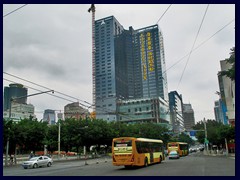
[3,156,112,167]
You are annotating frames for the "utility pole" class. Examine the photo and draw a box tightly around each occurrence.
[58,119,61,159]
[203,118,209,154]
[58,112,63,160]
[88,4,96,112]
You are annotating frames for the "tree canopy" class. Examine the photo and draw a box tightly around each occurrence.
[219,47,235,81]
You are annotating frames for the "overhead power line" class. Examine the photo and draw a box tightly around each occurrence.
[177,4,209,89]
[3,75,116,115]
[3,77,92,110]
[3,4,28,18]
[156,4,172,24]
[162,18,234,76]
[3,72,90,105]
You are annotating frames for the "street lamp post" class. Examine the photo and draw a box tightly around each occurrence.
[203,118,209,154]
[55,111,63,160]
[58,119,61,160]
[4,90,54,166]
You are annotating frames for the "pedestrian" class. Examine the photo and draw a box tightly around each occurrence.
[29,151,34,160]
[9,154,14,165]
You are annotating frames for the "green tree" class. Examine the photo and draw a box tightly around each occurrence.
[219,47,235,81]
[193,119,235,147]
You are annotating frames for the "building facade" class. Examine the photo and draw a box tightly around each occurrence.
[43,109,56,125]
[182,103,195,131]
[3,102,35,122]
[214,100,227,124]
[168,91,184,133]
[94,16,169,123]
[4,83,28,111]
[217,60,235,126]
[64,102,89,120]
[117,97,170,124]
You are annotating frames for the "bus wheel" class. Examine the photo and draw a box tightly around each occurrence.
[124,165,132,169]
[144,158,148,167]
[159,156,162,163]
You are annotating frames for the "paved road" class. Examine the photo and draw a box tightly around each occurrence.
[3,151,235,176]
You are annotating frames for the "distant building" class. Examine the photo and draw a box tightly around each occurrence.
[3,102,36,122]
[43,109,56,125]
[3,83,38,122]
[214,100,227,124]
[64,102,89,120]
[168,91,184,133]
[4,83,28,111]
[183,104,195,131]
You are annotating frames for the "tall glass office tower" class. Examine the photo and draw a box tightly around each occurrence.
[94,16,168,121]
[95,16,125,121]
[134,25,168,101]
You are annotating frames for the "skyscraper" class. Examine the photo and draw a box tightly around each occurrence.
[43,109,56,125]
[134,25,168,101]
[4,83,28,111]
[94,16,168,122]
[183,103,195,131]
[168,91,184,133]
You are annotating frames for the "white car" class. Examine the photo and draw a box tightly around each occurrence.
[168,151,180,159]
[22,156,53,169]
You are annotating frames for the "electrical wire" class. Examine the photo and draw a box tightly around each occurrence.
[156,4,172,24]
[177,4,209,89]
[3,72,91,106]
[3,4,28,18]
[3,72,139,119]
[162,18,235,76]
[3,78,90,108]
[3,76,143,120]
[3,76,125,117]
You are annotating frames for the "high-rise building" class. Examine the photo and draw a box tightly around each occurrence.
[4,83,28,111]
[95,16,169,122]
[168,91,184,133]
[183,103,195,131]
[217,60,235,126]
[134,26,168,101]
[3,83,37,122]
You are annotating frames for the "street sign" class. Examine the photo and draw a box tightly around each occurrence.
[190,130,196,136]
[205,138,209,144]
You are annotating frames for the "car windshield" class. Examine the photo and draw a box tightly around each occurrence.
[170,151,177,155]
[29,157,39,161]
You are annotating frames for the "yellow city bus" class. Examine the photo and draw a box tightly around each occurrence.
[167,142,189,156]
[112,137,165,168]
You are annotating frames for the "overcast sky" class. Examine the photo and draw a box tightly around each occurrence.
[3,4,235,123]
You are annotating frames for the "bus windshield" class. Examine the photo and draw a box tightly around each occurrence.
[168,143,178,147]
[113,139,132,154]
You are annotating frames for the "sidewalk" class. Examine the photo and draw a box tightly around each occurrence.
[203,150,235,158]
[3,154,112,167]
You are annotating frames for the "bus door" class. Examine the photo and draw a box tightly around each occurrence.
[149,152,153,163]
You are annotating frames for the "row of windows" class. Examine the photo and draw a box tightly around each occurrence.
[136,141,163,154]
[96,54,112,58]
[95,60,112,66]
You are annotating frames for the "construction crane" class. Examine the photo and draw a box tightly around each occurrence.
[88,4,96,112]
